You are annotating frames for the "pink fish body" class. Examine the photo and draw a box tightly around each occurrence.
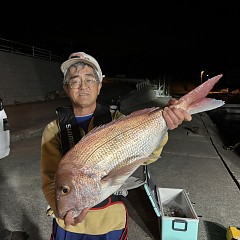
[55,74,224,219]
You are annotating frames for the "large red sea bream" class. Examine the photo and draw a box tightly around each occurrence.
[55,74,225,220]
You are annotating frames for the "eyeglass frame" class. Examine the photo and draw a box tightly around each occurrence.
[66,78,100,89]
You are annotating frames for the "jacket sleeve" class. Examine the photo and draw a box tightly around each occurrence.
[41,120,62,216]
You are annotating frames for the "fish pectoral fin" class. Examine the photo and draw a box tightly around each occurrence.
[101,157,150,186]
[117,176,145,191]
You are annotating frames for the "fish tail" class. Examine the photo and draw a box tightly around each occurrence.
[179,74,223,105]
[188,98,225,115]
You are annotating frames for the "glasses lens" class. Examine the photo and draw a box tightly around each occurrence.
[70,81,80,88]
[69,79,98,88]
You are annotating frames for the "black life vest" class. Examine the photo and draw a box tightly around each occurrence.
[56,103,112,155]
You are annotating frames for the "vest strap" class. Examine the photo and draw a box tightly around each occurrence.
[56,105,81,155]
[56,103,112,155]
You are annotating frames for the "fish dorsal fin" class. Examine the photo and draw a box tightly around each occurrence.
[85,107,160,137]
[84,115,125,137]
[84,113,132,137]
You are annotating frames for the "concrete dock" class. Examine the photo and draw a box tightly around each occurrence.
[1,96,240,240]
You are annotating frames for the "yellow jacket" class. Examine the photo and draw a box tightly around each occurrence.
[41,109,168,234]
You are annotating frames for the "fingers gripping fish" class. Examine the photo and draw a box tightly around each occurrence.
[55,74,224,220]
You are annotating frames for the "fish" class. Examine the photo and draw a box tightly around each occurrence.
[55,74,225,219]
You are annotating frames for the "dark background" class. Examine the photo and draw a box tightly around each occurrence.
[1,2,240,86]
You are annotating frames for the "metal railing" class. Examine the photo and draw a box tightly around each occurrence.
[0,37,64,62]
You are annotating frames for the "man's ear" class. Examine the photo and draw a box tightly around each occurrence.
[97,82,102,95]
[63,85,70,96]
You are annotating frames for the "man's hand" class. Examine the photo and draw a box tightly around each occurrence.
[163,98,192,130]
[64,208,90,226]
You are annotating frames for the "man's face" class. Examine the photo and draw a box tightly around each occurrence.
[64,65,102,108]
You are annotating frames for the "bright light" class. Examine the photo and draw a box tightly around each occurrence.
[201,71,204,83]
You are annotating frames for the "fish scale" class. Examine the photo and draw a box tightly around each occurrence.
[82,109,164,170]
[55,74,225,220]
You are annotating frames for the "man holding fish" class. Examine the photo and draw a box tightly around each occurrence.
[41,52,192,240]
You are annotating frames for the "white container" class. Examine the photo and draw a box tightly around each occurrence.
[143,166,199,240]
[157,188,199,240]
[0,99,10,159]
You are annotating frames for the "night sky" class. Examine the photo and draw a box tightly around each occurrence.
[1,2,240,85]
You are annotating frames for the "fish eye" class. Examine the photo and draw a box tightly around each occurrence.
[61,185,70,195]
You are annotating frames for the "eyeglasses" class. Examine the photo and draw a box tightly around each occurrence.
[67,79,99,89]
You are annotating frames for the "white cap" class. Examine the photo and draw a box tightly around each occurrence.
[60,52,103,82]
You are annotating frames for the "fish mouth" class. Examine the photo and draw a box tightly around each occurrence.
[58,207,83,219]
[58,208,76,219]
[72,209,82,218]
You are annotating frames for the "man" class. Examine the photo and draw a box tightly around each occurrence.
[41,52,192,240]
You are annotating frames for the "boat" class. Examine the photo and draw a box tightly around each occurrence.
[222,104,240,114]
[153,75,172,99]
